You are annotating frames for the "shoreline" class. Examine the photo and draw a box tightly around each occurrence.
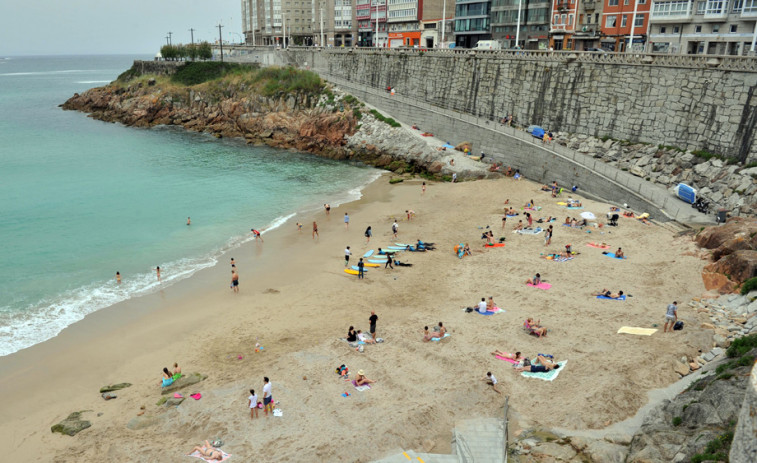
[0,173,710,462]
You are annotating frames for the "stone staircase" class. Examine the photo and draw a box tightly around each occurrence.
[373,418,505,463]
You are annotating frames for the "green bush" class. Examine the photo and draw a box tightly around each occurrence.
[342,94,357,105]
[352,108,362,120]
[171,62,244,86]
[726,333,757,357]
[740,277,757,295]
[369,109,401,128]
[117,66,141,83]
[253,67,323,97]
[672,416,682,426]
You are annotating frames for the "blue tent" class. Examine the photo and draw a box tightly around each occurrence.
[527,125,545,139]
[673,183,697,204]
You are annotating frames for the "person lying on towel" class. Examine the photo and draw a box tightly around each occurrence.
[515,355,560,373]
[592,289,624,299]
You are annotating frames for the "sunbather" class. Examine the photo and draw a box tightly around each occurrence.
[347,326,357,342]
[515,221,524,231]
[491,350,522,361]
[355,370,375,386]
[463,243,472,256]
[525,318,547,337]
[187,441,224,461]
[357,330,376,344]
[172,363,182,378]
[615,247,625,258]
[516,355,560,373]
[422,326,434,342]
[433,322,447,337]
[564,217,571,225]
[592,289,624,298]
[486,296,497,311]
[526,273,542,285]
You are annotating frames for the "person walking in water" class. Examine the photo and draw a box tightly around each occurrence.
[187,217,191,226]
[251,228,263,243]
[324,204,331,215]
[312,221,319,240]
[231,269,239,293]
[116,271,121,284]
[155,266,161,282]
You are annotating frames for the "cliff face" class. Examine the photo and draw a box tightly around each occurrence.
[61,78,356,159]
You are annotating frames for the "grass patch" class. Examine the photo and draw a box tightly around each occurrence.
[342,94,358,105]
[369,109,401,128]
[658,144,686,153]
[740,277,757,295]
[691,430,734,463]
[672,416,682,427]
[692,149,738,165]
[744,161,757,168]
[171,62,247,86]
[389,178,404,184]
[352,108,362,120]
[117,66,142,83]
[253,66,324,97]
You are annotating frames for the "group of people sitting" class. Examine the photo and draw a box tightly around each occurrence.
[421,322,447,341]
[490,351,560,373]
[524,318,548,337]
[160,363,182,387]
[564,217,588,228]
[346,326,377,344]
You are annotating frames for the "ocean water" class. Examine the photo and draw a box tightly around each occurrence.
[0,55,380,357]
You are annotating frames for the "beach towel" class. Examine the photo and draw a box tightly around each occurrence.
[431,333,450,342]
[351,380,371,391]
[188,450,232,462]
[506,214,518,218]
[162,378,174,388]
[521,360,567,381]
[484,243,505,248]
[523,206,542,211]
[586,243,610,249]
[273,409,283,417]
[551,256,573,263]
[515,227,543,235]
[565,205,584,209]
[363,250,374,258]
[617,326,657,336]
[495,354,519,365]
[556,202,568,206]
[603,253,626,260]
[190,393,202,400]
[527,282,552,290]
[597,294,626,300]
[477,310,496,316]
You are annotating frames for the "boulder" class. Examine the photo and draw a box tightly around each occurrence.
[583,439,628,463]
[704,250,757,287]
[701,270,737,293]
[695,217,757,255]
[426,161,443,174]
[530,441,577,461]
[673,361,690,376]
[160,372,206,395]
[99,382,132,393]
[51,411,92,436]
[165,397,185,407]
[630,167,646,177]
[713,334,730,348]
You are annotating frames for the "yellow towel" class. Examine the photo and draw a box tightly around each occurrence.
[618,326,657,336]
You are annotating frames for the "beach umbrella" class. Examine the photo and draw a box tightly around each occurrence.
[580,211,596,220]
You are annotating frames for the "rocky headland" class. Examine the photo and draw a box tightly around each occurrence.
[61,62,497,181]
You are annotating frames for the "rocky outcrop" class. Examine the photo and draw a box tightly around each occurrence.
[695,218,757,292]
[99,382,132,393]
[51,411,92,436]
[160,372,206,395]
[553,133,757,217]
[62,68,495,181]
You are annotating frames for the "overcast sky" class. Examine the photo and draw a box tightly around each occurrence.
[0,1,240,56]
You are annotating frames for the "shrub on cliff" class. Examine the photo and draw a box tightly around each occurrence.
[171,62,245,86]
[253,67,323,97]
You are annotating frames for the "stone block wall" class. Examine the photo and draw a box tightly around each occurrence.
[251,50,757,164]
[730,360,757,462]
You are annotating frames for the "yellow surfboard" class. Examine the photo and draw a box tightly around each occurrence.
[364,263,380,268]
[344,269,360,275]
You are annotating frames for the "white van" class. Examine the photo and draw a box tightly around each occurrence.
[474,40,501,50]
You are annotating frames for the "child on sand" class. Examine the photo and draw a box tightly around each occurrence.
[484,372,501,393]
[526,273,542,285]
[248,389,259,419]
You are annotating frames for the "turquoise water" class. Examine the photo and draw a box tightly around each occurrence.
[0,55,379,356]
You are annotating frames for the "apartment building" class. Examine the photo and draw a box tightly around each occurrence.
[385,0,453,47]
[357,0,388,46]
[599,0,651,51]
[491,0,551,49]
[242,0,357,47]
[548,0,604,49]
[648,0,757,54]
[454,0,492,47]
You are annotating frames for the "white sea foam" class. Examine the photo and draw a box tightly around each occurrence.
[0,212,305,357]
[0,69,100,77]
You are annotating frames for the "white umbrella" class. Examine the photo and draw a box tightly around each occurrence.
[580,211,596,220]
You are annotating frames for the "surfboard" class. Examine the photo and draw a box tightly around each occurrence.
[395,243,411,247]
[368,259,386,264]
[363,250,374,258]
[344,269,359,275]
[387,246,406,250]
[364,263,380,268]
[350,266,369,271]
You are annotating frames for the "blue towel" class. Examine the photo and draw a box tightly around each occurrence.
[476,310,496,316]
[596,294,626,300]
[431,333,450,341]
[603,253,626,260]
[161,378,174,388]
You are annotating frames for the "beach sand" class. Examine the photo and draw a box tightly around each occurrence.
[0,174,711,462]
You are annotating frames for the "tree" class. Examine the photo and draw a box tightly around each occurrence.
[197,42,213,61]
[186,43,198,61]
[160,45,177,60]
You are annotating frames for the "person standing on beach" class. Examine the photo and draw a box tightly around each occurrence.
[345,246,351,266]
[251,228,264,243]
[313,221,319,240]
[116,271,121,284]
[385,252,393,269]
[248,389,259,419]
[263,377,273,416]
[155,266,161,282]
[344,213,350,230]
[369,311,378,339]
[406,210,415,221]
[231,258,236,268]
[392,220,399,238]
[365,226,372,244]
[324,204,331,215]
[422,182,426,195]
[187,217,191,226]
[231,270,239,293]
[664,301,678,333]
[357,258,365,279]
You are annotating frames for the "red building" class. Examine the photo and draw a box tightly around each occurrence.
[357,1,388,47]
[600,0,651,52]
[549,0,580,50]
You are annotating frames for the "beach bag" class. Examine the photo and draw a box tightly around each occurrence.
[674,321,684,331]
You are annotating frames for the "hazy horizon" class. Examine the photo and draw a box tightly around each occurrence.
[0,1,240,57]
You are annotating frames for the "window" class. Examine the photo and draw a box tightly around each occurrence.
[621,15,628,27]
[733,0,744,11]
[609,0,618,5]
[639,0,646,3]
[705,0,724,14]
[696,1,706,13]
[634,14,644,27]
[562,14,567,24]
[660,26,666,33]
[606,15,617,27]
[713,24,719,32]
[695,25,702,32]
[745,0,757,14]
[624,0,629,4]
[654,1,694,16]
[568,14,573,25]
[731,24,738,32]
[673,25,680,33]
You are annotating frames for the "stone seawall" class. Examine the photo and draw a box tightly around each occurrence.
[234,49,757,164]
[731,360,757,462]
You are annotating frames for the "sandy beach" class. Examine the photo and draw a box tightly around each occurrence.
[0,173,711,462]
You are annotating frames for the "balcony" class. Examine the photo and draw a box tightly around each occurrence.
[583,0,596,9]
